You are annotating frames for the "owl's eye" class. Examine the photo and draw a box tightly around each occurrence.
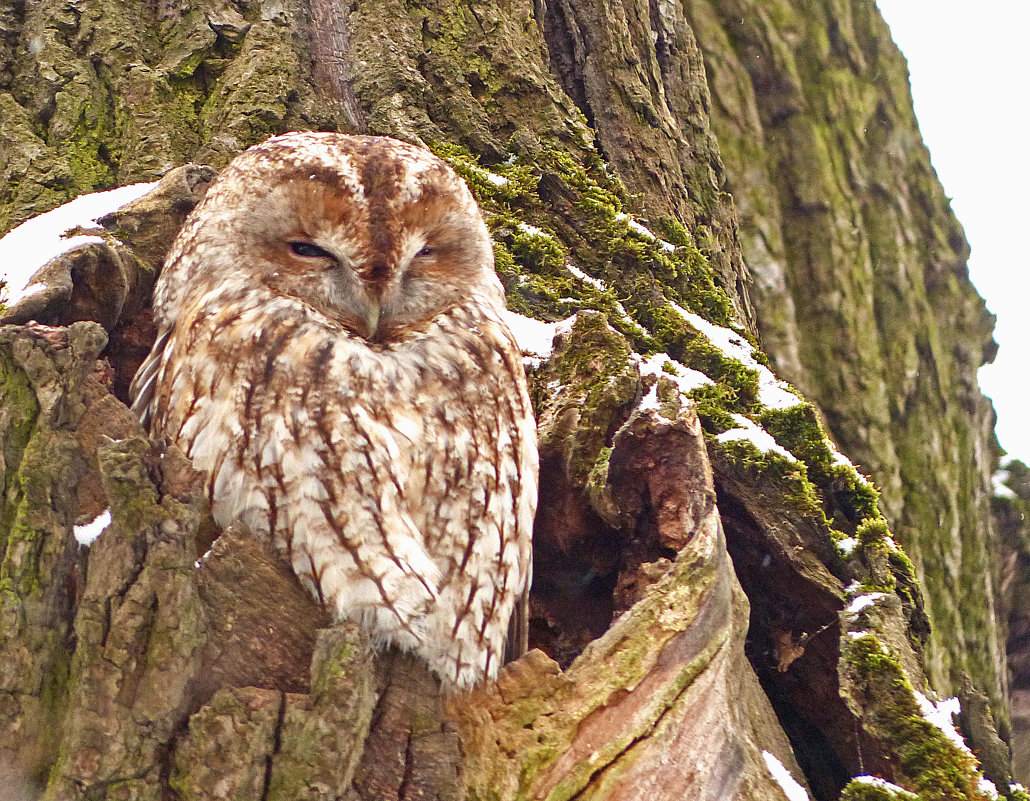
[415,245,435,258]
[289,241,334,259]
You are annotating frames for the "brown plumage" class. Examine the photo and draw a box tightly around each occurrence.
[131,132,538,687]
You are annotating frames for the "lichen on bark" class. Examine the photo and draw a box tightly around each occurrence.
[683,0,1007,731]
[0,0,1016,798]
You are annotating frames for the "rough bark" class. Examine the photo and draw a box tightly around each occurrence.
[683,0,1006,723]
[0,0,1016,799]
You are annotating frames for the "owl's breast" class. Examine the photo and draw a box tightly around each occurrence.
[138,129,537,686]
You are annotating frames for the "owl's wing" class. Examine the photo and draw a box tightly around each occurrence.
[129,328,170,426]
[503,585,529,664]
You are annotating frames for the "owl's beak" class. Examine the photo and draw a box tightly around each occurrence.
[360,300,381,340]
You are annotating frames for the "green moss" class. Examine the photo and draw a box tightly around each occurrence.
[711,436,828,522]
[311,629,370,699]
[585,444,614,500]
[430,135,902,600]
[857,517,891,547]
[846,635,987,800]
[507,225,566,275]
[839,779,918,800]
[654,218,693,248]
[1,518,48,599]
[851,517,908,598]
[160,9,219,79]
[541,150,732,328]
[119,74,204,166]
[528,313,640,502]
[429,140,732,340]
[430,138,930,674]
[0,351,39,556]
[197,22,301,156]
[62,96,116,192]
[761,403,881,529]
[97,438,167,534]
[700,0,1006,712]
[888,545,918,591]
[431,140,538,204]
[688,384,738,435]
[1007,786,1030,801]
[488,216,583,321]
[547,313,633,395]
[749,401,930,643]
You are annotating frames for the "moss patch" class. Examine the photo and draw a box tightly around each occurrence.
[430,140,731,337]
[761,403,880,528]
[432,138,926,630]
[839,779,919,800]
[0,348,39,556]
[845,634,988,801]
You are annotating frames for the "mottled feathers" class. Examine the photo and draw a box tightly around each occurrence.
[131,132,538,687]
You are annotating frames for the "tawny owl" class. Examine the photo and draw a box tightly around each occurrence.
[130,132,538,688]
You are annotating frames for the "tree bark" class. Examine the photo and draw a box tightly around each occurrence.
[0,0,1012,799]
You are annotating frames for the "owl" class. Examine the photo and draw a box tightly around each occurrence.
[130,132,538,688]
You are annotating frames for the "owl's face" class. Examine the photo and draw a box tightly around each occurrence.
[174,133,499,343]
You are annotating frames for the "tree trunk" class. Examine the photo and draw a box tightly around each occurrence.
[0,0,1015,799]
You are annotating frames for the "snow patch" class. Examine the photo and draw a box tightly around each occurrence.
[481,169,509,187]
[615,212,676,251]
[837,537,858,556]
[516,221,551,238]
[850,776,918,799]
[913,691,972,756]
[993,469,1017,499]
[1,182,159,305]
[631,352,712,423]
[636,353,712,395]
[13,282,46,305]
[637,383,665,417]
[501,310,576,364]
[194,544,216,569]
[761,752,810,801]
[566,262,606,291]
[74,509,111,547]
[668,302,801,411]
[717,414,798,462]
[846,593,885,615]
[458,159,509,187]
[828,441,872,485]
[979,778,1000,800]
[829,444,856,469]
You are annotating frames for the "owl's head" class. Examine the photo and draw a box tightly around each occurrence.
[165,132,501,343]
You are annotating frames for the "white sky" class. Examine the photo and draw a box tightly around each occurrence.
[875,2,1030,465]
